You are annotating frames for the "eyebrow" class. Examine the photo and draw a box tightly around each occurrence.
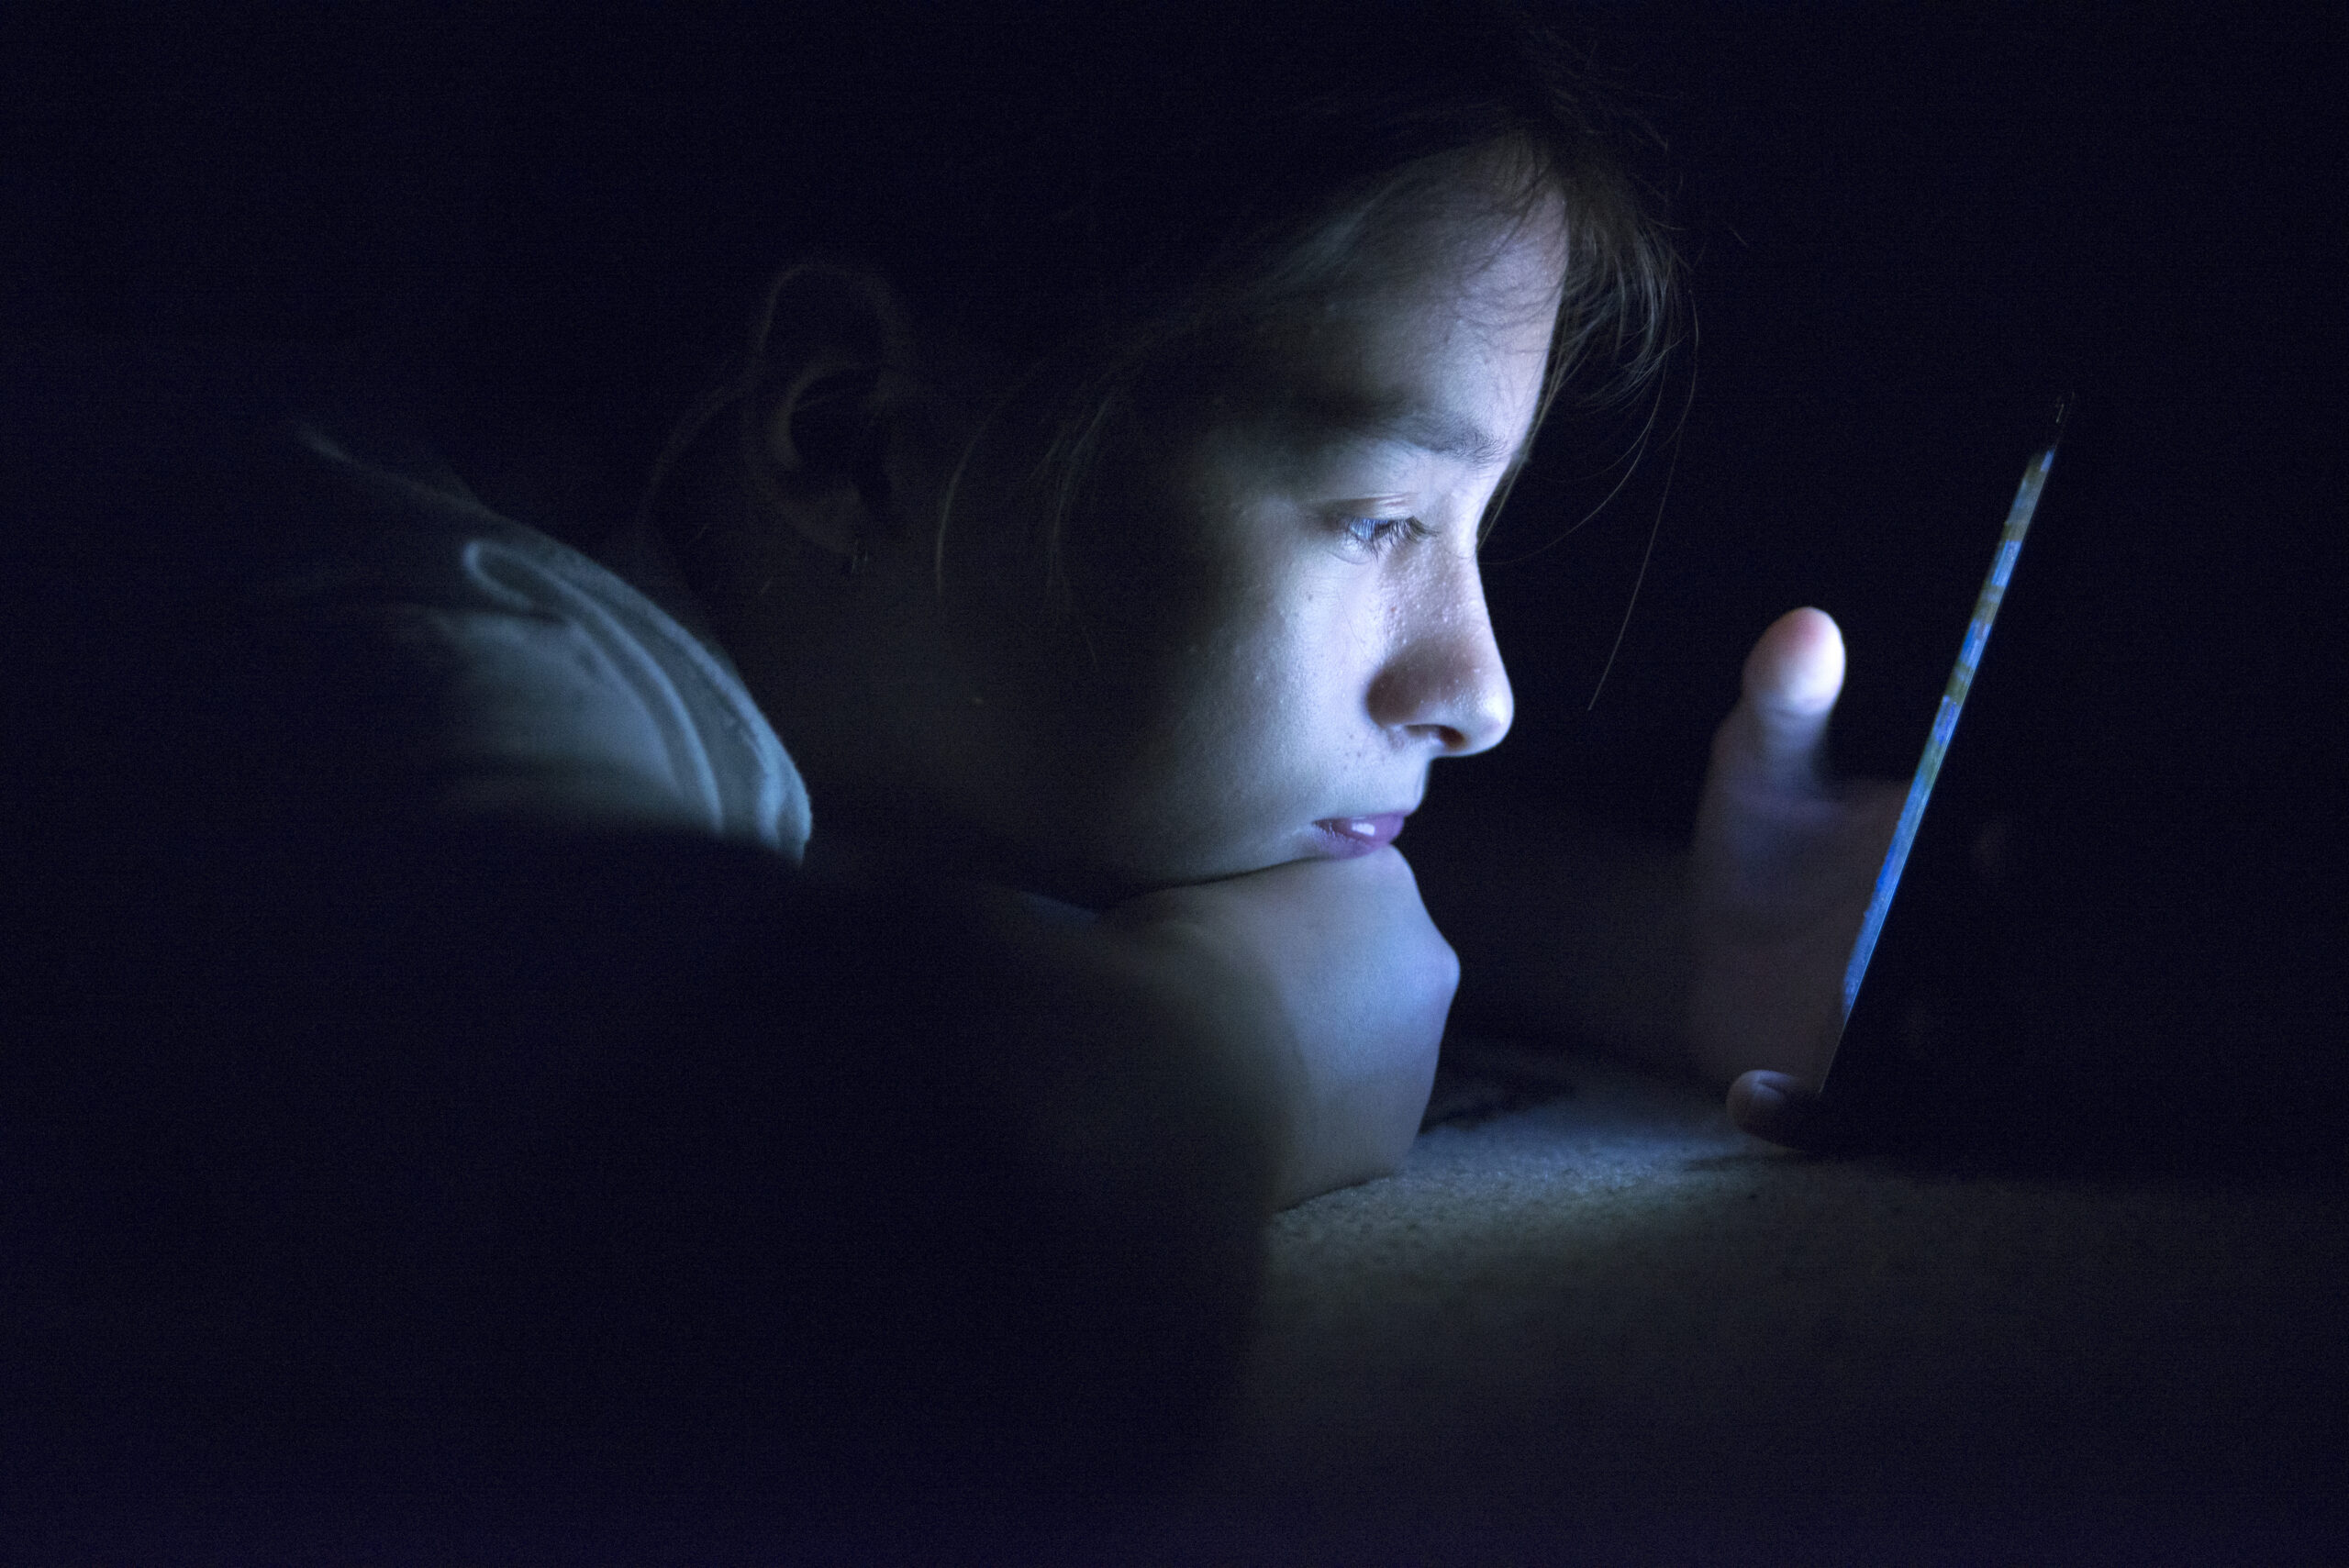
[1284,393,1524,471]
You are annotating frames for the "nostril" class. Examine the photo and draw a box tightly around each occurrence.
[1367,619,1512,757]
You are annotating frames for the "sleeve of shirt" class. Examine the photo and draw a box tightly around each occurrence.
[240,424,811,862]
[0,352,1262,1503]
[1,349,808,1014]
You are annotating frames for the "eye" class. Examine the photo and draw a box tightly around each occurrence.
[1336,514,1422,555]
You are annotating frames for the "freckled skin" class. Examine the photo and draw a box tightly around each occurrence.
[679,171,1899,1164]
[917,205,1566,903]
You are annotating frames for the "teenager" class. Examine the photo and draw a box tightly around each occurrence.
[1,0,1896,1503]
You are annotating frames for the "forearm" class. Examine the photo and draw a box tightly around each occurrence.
[1060,849,1458,1210]
[984,889,1431,1212]
[941,890,1289,1215]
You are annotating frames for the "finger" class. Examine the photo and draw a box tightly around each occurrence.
[1734,607,1846,788]
[1727,1069,1833,1149]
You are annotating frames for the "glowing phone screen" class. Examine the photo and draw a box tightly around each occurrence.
[1836,406,2068,1029]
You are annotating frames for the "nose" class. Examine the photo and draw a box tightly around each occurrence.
[1365,550,1514,756]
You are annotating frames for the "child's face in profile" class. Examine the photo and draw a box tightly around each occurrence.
[885,195,1564,905]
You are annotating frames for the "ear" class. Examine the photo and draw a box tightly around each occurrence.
[742,262,918,563]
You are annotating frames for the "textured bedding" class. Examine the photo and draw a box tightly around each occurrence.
[1210,1042,2349,1559]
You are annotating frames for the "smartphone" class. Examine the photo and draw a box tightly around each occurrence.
[1819,398,2070,1138]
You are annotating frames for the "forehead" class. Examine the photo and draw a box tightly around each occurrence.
[1222,199,1570,463]
[1273,388,1525,468]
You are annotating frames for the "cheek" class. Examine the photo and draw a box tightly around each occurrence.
[1056,480,1272,733]
[1066,502,1240,648]
[1138,573,1379,806]
[1050,456,1382,847]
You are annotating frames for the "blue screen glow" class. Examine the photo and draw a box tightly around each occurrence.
[1836,418,2065,1031]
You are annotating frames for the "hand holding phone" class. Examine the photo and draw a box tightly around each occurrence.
[1689,609,1906,1098]
[1713,398,2072,1151]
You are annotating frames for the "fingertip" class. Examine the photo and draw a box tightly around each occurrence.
[1728,1069,1822,1146]
[1743,606,1845,717]
[1726,1069,1783,1129]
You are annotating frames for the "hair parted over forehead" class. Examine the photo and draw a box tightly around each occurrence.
[488,0,1678,578]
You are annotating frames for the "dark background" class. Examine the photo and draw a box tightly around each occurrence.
[1486,5,2343,833]
[1474,6,2346,1135]
[6,4,2343,1128]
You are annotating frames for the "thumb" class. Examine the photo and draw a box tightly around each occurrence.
[1731,606,1846,790]
[1727,1069,1839,1150]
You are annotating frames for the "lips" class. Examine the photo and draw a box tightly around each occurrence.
[1310,812,1408,857]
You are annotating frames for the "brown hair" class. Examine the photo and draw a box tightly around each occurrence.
[493,0,1678,593]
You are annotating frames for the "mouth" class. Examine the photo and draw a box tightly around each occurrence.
[1309,812,1409,857]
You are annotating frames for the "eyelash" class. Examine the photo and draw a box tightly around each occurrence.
[1337,515,1424,555]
